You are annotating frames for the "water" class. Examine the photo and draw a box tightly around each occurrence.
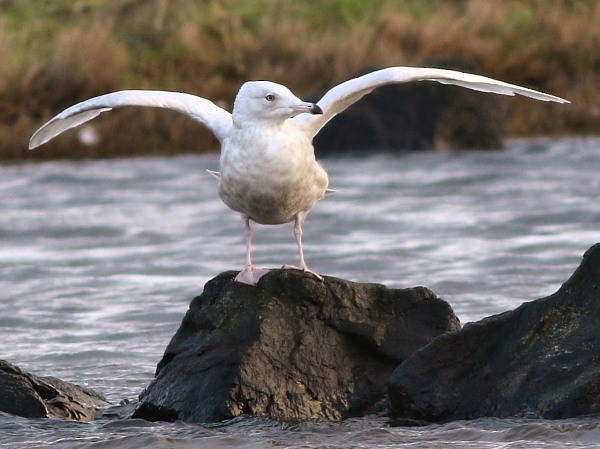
[1,137,599,448]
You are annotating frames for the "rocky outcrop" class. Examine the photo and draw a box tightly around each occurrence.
[389,243,600,422]
[312,59,505,154]
[9,244,600,425]
[0,360,109,421]
[133,269,460,423]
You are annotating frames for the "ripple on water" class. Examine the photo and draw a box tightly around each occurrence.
[1,139,600,448]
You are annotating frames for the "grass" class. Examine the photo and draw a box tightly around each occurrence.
[0,0,598,161]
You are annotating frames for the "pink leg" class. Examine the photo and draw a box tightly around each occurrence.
[294,214,308,270]
[283,214,323,281]
[244,216,252,268]
[235,217,269,285]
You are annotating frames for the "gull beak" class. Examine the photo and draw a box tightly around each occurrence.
[292,102,323,116]
[309,104,323,115]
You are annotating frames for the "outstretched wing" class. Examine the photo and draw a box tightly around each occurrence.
[29,90,232,149]
[293,67,569,139]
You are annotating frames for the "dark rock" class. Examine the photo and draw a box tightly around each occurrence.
[389,243,600,421]
[312,58,505,154]
[0,360,109,421]
[133,269,460,423]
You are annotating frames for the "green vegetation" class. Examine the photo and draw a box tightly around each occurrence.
[1,0,597,160]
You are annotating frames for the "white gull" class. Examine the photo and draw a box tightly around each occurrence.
[29,66,569,284]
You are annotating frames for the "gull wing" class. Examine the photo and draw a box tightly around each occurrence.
[293,67,569,139]
[29,90,232,149]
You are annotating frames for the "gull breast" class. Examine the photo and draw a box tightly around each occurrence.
[218,124,328,225]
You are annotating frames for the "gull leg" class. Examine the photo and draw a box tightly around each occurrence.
[244,216,252,268]
[295,215,308,270]
[283,214,323,281]
[235,216,269,285]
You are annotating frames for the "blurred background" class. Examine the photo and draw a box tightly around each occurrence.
[0,0,598,160]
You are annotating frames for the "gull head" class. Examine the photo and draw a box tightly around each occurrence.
[232,81,322,125]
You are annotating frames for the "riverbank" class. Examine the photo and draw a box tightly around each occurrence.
[1,1,598,161]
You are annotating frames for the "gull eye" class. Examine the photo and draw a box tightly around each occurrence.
[265,94,275,101]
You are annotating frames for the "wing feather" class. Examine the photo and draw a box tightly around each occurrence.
[29,90,232,149]
[293,67,569,139]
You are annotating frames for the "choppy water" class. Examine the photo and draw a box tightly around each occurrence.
[1,137,599,448]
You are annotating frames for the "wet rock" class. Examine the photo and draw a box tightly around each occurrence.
[0,360,109,421]
[312,58,505,154]
[389,243,600,421]
[133,269,460,423]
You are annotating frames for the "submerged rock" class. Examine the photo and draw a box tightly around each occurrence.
[389,243,600,421]
[133,269,460,423]
[0,360,109,421]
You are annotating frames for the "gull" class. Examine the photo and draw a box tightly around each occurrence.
[29,66,568,285]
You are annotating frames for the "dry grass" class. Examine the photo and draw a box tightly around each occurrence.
[1,0,598,161]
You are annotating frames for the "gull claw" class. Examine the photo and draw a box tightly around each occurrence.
[282,264,324,282]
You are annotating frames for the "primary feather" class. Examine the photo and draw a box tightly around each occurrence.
[292,67,568,138]
[29,90,232,149]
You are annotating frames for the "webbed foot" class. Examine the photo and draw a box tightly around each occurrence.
[234,265,271,285]
[282,264,324,281]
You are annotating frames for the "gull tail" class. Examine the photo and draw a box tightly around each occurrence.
[207,169,221,180]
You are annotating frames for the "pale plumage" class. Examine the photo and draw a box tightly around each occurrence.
[29,66,568,284]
